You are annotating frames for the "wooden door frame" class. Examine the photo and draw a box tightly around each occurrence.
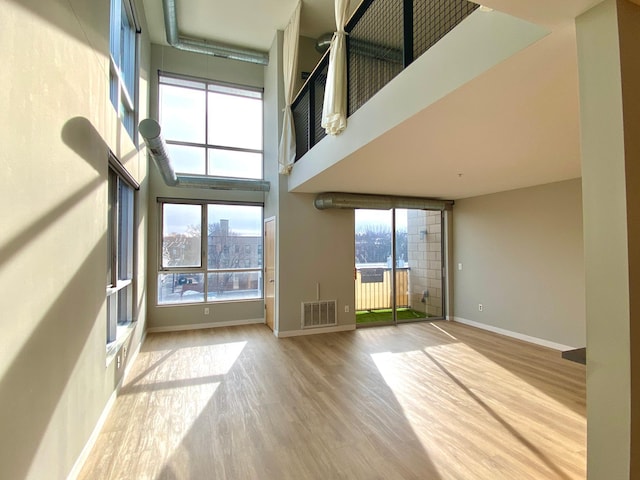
[264,216,276,333]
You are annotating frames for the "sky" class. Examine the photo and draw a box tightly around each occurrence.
[159,83,263,179]
[355,209,407,233]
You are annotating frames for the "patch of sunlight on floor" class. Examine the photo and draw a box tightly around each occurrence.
[145,341,248,469]
[429,322,458,340]
[370,342,584,478]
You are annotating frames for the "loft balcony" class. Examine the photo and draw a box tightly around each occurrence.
[288,0,582,200]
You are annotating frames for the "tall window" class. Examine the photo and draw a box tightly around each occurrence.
[159,74,263,179]
[158,201,263,305]
[110,0,139,139]
[107,161,137,346]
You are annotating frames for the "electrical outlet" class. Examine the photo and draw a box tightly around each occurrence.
[344,305,350,313]
[478,304,483,312]
[204,307,210,315]
[458,263,463,271]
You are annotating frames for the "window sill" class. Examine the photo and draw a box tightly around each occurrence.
[156,297,264,308]
[106,321,136,367]
[107,279,133,296]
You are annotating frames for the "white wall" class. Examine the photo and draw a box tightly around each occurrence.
[264,32,356,336]
[294,35,322,96]
[576,0,639,476]
[0,0,150,477]
[452,179,585,348]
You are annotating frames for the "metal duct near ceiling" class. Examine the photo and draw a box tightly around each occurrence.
[139,118,178,186]
[177,175,271,192]
[162,0,269,65]
[314,193,453,211]
[139,119,270,192]
[315,34,402,64]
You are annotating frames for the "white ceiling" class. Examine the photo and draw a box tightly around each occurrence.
[141,0,605,199]
[142,0,361,50]
[292,23,583,199]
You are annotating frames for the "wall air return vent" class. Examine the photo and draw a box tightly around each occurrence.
[301,300,337,329]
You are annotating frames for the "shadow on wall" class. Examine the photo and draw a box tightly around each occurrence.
[0,118,108,270]
[0,238,108,480]
[0,117,111,479]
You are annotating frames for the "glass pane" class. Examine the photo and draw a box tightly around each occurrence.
[107,170,116,286]
[207,205,262,270]
[158,273,205,304]
[117,284,133,324]
[397,210,443,321]
[117,180,134,280]
[207,271,262,302]
[395,209,428,322]
[120,4,135,96]
[160,84,206,143]
[161,75,205,90]
[208,83,261,99]
[166,144,206,175]
[107,292,117,343]
[162,204,202,268]
[207,148,262,179]
[207,92,262,150]
[109,0,121,60]
[355,209,394,325]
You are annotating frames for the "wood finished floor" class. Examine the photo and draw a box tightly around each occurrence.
[79,321,586,480]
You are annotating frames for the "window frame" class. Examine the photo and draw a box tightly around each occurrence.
[109,0,141,141]
[107,154,139,348]
[158,72,264,179]
[157,198,264,306]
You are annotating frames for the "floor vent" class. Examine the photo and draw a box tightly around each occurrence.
[301,300,337,329]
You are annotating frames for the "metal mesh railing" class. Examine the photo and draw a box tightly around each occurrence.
[347,0,404,114]
[413,0,479,59]
[291,55,329,161]
[292,88,310,160]
[313,61,329,147]
[291,0,479,161]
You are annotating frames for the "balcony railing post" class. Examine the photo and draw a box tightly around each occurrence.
[346,34,351,117]
[403,0,414,68]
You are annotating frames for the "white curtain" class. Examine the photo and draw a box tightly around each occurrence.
[321,0,350,136]
[278,2,301,175]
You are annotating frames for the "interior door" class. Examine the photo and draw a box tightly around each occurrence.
[264,217,276,331]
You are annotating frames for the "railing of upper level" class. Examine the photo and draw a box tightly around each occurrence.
[292,0,479,161]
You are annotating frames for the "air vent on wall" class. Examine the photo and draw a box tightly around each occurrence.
[301,300,337,329]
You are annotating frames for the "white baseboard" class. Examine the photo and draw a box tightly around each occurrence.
[67,329,145,480]
[147,318,265,333]
[276,324,356,338]
[452,317,577,351]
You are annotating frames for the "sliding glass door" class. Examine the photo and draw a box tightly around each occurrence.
[398,209,445,322]
[355,208,444,326]
[355,209,394,325]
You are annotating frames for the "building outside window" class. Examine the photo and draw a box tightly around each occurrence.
[158,202,263,305]
[110,0,140,140]
[158,73,263,179]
